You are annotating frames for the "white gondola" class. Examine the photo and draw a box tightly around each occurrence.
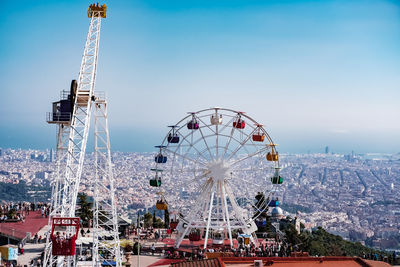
[211,114,223,125]
[212,231,224,245]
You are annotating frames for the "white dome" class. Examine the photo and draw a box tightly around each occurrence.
[271,207,283,217]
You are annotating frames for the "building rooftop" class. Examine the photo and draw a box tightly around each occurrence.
[0,210,48,241]
[169,257,393,267]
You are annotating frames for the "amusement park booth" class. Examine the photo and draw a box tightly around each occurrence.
[0,245,18,265]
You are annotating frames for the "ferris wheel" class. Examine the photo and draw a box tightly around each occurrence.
[150,108,283,249]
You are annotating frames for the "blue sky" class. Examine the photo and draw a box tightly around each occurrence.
[0,0,399,153]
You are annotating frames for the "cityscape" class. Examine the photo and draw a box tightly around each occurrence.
[1,147,399,250]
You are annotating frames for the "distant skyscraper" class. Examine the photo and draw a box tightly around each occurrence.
[49,148,54,162]
[325,146,329,154]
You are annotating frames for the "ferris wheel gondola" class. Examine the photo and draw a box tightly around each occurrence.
[149,108,284,249]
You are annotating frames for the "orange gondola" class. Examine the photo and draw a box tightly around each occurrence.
[156,194,168,210]
[266,148,279,161]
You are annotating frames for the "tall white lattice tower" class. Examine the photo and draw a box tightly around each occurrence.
[44,4,121,267]
[92,97,122,267]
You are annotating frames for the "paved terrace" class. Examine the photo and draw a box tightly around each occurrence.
[0,211,48,242]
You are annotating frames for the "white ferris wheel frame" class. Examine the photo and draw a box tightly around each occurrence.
[152,107,282,249]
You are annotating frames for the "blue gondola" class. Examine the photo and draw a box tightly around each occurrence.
[167,126,180,143]
[255,220,267,228]
[155,153,167,163]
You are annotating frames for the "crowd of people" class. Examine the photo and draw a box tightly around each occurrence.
[161,240,291,260]
[51,232,77,256]
[129,226,293,260]
[0,202,50,222]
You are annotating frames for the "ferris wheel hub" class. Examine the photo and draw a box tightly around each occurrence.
[206,160,231,182]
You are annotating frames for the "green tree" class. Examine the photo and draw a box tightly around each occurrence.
[7,208,17,219]
[153,210,157,228]
[76,193,93,227]
[164,209,170,228]
[153,217,165,228]
[143,212,153,228]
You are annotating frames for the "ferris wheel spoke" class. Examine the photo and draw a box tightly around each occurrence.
[174,131,198,155]
[180,132,211,166]
[164,147,207,167]
[169,130,210,164]
[196,116,217,136]
[175,118,214,162]
[222,125,237,159]
[226,127,258,161]
[195,123,215,161]
[185,173,209,187]
[228,146,270,167]
[174,143,209,164]
[216,124,219,158]
[174,167,207,176]
[219,116,235,133]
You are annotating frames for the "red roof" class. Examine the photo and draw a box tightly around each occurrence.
[166,257,393,267]
[220,257,392,267]
[0,211,48,240]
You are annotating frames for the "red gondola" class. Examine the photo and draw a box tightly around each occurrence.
[51,217,80,256]
[252,124,265,142]
[188,232,201,241]
[169,221,179,230]
[233,114,245,129]
[233,119,245,129]
[252,134,265,142]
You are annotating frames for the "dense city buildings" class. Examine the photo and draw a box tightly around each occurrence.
[0,148,399,250]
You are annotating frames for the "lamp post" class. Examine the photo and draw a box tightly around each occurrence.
[135,237,140,267]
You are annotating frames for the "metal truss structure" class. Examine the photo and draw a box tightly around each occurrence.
[92,96,122,267]
[44,4,121,267]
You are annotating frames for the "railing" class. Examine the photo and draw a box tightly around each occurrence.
[46,112,71,123]
[59,90,71,101]
[94,91,105,101]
